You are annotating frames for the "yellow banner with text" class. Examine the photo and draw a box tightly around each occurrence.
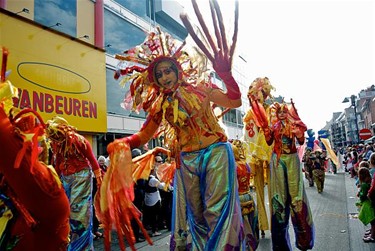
[0,11,107,133]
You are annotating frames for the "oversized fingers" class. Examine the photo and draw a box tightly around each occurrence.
[180,0,239,66]
[180,11,214,62]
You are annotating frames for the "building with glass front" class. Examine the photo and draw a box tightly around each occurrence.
[0,0,249,157]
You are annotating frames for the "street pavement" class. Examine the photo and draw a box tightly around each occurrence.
[94,169,375,250]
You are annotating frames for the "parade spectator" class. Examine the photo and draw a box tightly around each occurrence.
[356,167,375,242]
[328,157,337,174]
[369,153,375,177]
[142,142,150,154]
[351,150,359,178]
[356,161,370,187]
[367,162,375,243]
[46,116,102,251]
[364,144,374,161]
[155,155,174,231]
[103,6,245,248]
[131,148,146,243]
[344,148,353,172]
[143,158,172,237]
[93,155,107,240]
[263,102,315,250]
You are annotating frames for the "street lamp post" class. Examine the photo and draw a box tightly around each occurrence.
[343,95,359,144]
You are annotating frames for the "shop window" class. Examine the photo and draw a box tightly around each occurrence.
[106,68,146,118]
[104,9,146,56]
[116,0,148,19]
[34,0,76,37]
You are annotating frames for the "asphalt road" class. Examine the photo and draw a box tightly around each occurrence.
[94,169,375,250]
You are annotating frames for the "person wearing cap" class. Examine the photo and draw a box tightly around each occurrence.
[46,116,102,251]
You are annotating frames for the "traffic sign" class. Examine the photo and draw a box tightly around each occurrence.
[359,128,372,140]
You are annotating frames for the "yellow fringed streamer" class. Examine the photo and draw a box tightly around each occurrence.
[320,138,339,166]
[173,99,179,123]
[161,98,169,110]
[45,164,63,188]
[149,94,164,115]
[177,111,188,125]
[180,88,201,111]
[119,72,144,88]
[0,200,13,238]
[0,80,18,115]
[100,141,133,212]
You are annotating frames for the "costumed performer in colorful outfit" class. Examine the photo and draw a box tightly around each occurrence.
[302,147,314,187]
[242,77,275,238]
[260,101,315,251]
[0,48,70,251]
[231,139,259,251]
[46,116,103,251]
[99,1,246,250]
[311,150,326,193]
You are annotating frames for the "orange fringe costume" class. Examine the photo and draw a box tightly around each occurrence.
[242,77,275,235]
[0,48,70,251]
[96,1,243,250]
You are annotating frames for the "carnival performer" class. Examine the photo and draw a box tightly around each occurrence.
[0,48,70,251]
[312,150,326,193]
[242,77,275,238]
[302,147,314,187]
[98,1,245,250]
[46,116,103,251]
[231,139,259,251]
[259,101,315,251]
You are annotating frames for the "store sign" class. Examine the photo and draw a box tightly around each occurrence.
[1,12,107,133]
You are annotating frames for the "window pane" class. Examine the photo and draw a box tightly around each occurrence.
[106,68,146,118]
[104,9,146,55]
[106,68,129,116]
[116,0,148,19]
[34,0,76,37]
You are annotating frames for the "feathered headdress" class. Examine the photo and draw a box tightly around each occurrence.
[271,100,307,132]
[247,77,275,104]
[45,116,86,157]
[1,48,18,115]
[247,77,275,129]
[114,27,208,114]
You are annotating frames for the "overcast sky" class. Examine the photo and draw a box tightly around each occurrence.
[180,0,374,134]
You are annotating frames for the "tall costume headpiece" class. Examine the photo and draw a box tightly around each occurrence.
[45,116,86,156]
[247,77,275,104]
[271,100,307,131]
[114,27,208,114]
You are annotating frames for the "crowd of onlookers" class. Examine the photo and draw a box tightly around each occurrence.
[341,143,375,243]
